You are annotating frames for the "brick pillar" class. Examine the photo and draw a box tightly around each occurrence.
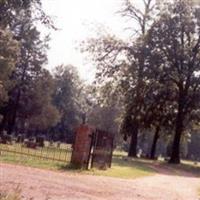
[71,125,93,169]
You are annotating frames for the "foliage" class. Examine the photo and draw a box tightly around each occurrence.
[0,0,55,29]
[82,0,200,163]
[0,28,19,107]
[88,104,119,133]
[82,0,160,157]
[0,0,59,135]
[51,65,84,141]
[26,69,60,131]
[146,0,200,163]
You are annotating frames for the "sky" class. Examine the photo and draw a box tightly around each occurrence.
[40,0,200,83]
[41,0,128,83]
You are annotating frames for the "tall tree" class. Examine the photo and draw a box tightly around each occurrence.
[7,14,49,134]
[0,28,19,107]
[82,0,156,157]
[146,0,200,163]
[0,0,52,135]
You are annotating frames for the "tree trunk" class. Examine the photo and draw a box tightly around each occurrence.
[7,89,21,135]
[169,95,184,164]
[128,123,138,157]
[150,126,160,160]
[7,61,28,135]
[0,113,7,135]
[169,124,182,164]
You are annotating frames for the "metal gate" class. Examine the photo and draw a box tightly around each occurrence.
[90,129,114,169]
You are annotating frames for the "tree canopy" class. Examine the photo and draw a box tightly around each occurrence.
[83,0,200,163]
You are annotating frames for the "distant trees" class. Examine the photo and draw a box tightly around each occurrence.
[50,65,83,141]
[88,103,119,134]
[23,69,60,132]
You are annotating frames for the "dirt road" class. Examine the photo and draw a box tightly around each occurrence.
[0,163,199,200]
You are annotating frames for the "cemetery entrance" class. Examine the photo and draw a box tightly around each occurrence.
[71,125,114,169]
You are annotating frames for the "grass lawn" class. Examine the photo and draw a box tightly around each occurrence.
[85,154,155,179]
[0,149,199,179]
[0,152,67,170]
[0,150,155,179]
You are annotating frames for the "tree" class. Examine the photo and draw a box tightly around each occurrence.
[82,0,156,157]
[146,0,200,163]
[25,69,60,132]
[0,4,51,135]
[51,65,83,141]
[88,103,119,133]
[0,0,55,29]
[0,28,19,107]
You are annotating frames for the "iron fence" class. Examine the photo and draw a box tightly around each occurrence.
[0,141,72,163]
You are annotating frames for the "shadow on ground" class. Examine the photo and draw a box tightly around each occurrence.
[58,154,200,179]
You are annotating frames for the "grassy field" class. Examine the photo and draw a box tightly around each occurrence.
[1,148,200,179]
[86,157,155,178]
[0,150,156,178]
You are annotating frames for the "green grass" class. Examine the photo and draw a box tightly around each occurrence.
[0,148,199,179]
[86,156,155,179]
[0,152,68,170]
[0,150,156,178]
